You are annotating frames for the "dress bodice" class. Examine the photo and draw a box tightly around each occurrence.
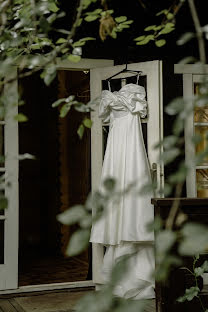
[99,83,147,123]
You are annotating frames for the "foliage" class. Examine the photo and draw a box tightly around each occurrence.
[177,256,208,311]
[0,0,208,311]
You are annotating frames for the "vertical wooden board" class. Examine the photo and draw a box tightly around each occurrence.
[183,74,196,197]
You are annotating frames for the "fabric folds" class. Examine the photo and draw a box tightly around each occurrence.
[90,83,155,300]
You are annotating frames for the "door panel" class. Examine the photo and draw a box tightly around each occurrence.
[90,60,163,283]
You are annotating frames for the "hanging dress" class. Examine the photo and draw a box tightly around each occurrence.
[90,83,155,300]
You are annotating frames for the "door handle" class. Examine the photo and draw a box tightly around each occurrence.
[151,163,157,186]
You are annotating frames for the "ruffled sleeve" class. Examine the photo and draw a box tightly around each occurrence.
[119,84,147,118]
[99,90,116,123]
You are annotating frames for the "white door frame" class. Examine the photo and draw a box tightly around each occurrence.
[90,60,164,284]
[0,58,113,294]
[0,67,19,291]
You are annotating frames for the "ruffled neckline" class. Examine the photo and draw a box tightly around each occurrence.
[108,83,145,95]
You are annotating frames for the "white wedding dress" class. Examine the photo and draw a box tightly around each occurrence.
[90,83,155,299]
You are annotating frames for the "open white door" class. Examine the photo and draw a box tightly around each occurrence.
[0,58,114,293]
[90,60,164,284]
[0,68,19,290]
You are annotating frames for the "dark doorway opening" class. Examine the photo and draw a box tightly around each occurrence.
[18,70,91,286]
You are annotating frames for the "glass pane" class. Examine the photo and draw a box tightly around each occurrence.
[0,125,4,167]
[195,126,208,165]
[196,169,208,198]
[0,220,4,264]
[194,83,208,122]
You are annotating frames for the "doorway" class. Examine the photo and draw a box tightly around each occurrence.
[18,69,92,286]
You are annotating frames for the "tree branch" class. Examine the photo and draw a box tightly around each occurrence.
[188,0,206,63]
[166,182,183,230]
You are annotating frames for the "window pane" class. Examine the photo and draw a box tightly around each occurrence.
[196,169,208,198]
[0,220,4,264]
[194,83,208,122]
[0,125,4,167]
[195,126,208,165]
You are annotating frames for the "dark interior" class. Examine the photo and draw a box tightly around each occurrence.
[18,70,91,286]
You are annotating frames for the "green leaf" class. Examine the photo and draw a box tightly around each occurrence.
[134,35,146,41]
[40,64,57,86]
[52,98,66,108]
[136,36,153,45]
[168,164,188,183]
[161,148,180,165]
[155,39,166,47]
[159,25,175,35]
[66,229,90,256]
[48,2,59,13]
[103,177,116,191]
[156,9,168,16]
[84,15,99,22]
[60,103,71,118]
[122,20,133,25]
[91,8,102,14]
[67,54,81,63]
[178,56,197,64]
[165,97,185,115]
[177,32,195,46]
[194,267,205,277]
[77,124,85,139]
[85,8,102,15]
[111,29,117,39]
[39,16,50,32]
[144,25,156,31]
[14,113,28,122]
[80,37,95,41]
[111,255,129,285]
[83,118,92,128]
[167,12,174,20]
[30,43,41,50]
[56,38,67,44]
[155,255,182,281]
[115,16,127,23]
[177,286,200,302]
[79,215,92,229]
[73,37,95,47]
[179,222,208,256]
[155,135,178,149]
[57,205,86,225]
[61,48,69,54]
[156,230,177,256]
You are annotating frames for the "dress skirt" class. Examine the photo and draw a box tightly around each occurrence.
[90,108,155,299]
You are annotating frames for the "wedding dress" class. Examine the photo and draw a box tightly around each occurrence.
[90,83,155,299]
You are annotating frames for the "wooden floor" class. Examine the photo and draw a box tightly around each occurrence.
[0,289,156,312]
[19,253,90,286]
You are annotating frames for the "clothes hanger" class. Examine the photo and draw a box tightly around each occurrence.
[105,62,142,82]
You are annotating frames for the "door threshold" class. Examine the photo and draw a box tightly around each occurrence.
[0,280,95,295]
